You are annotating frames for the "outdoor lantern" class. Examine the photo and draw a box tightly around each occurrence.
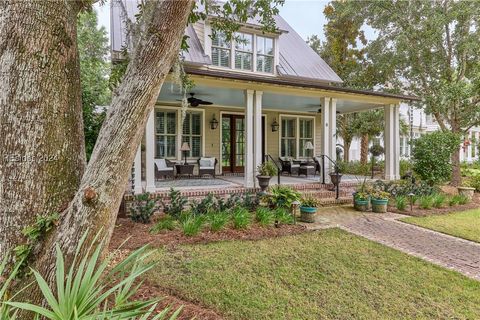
[408,192,415,211]
[210,115,219,130]
[271,118,279,132]
[180,142,190,165]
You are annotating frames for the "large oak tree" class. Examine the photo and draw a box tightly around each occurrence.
[0,0,282,304]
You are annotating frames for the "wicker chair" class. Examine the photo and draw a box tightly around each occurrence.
[198,157,217,178]
[154,159,175,180]
[279,157,300,175]
[313,156,322,175]
[299,162,316,177]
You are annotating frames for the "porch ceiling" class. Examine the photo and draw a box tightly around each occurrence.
[158,82,385,114]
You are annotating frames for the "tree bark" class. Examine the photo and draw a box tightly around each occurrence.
[0,1,85,258]
[343,140,351,162]
[360,134,369,164]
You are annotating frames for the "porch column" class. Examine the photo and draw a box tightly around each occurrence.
[320,97,332,181]
[467,131,472,162]
[329,98,337,162]
[145,109,156,192]
[245,90,255,188]
[254,90,263,181]
[133,145,143,194]
[384,104,400,180]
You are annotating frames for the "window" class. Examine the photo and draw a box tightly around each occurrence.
[182,112,202,158]
[281,118,296,157]
[234,32,253,71]
[299,119,313,157]
[257,36,274,73]
[155,110,177,158]
[281,117,314,158]
[212,31,230,67]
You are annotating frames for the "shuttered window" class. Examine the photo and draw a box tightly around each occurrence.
[155,111,177,158]
[211,32,230,67]
[182,112,202,158]
[256,36,274,73]
[234,32,253,71]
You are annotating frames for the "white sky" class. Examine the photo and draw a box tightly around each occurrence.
[94,0,330,44]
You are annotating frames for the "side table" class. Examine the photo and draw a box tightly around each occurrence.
[175,164,194,178]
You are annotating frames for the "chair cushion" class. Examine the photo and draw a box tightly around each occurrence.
[200,166,215,170]
[200,157,215,168]
[154,159,168,170]
[302,165,315,169]
[291,164,300,168]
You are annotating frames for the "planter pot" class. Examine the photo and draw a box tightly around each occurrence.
[329,172,343,186]
[354,198,370,212]
[300,206,317,223]
[371,198,388,213]
[256,175,272,192]
[457,187,475,200]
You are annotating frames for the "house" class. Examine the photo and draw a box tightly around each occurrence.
[111,1,419,194]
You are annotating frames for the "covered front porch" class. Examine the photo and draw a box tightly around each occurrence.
[131,73,406,194]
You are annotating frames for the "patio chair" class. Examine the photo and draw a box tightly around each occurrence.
[198,157,217,178]
[154,158,175,180]
[279,157,300,175]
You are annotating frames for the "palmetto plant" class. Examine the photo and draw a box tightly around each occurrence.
[5,233,181,320]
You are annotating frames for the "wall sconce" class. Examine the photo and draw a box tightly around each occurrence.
[271,118,279,132]
[210,115,219,130]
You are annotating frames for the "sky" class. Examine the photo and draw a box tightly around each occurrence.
[94,0,330,44]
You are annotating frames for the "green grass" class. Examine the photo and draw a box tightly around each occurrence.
[402,209,480,243]
[146,229,480,320]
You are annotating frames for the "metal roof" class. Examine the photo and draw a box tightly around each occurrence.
[110,0,343,83]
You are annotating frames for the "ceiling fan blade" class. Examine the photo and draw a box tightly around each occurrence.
[199,101,213,105]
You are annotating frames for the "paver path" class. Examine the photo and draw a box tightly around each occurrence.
[310,207,480,280]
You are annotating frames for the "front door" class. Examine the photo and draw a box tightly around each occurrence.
[222,114,245,173]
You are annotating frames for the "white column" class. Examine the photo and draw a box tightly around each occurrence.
[467,131,472,163]
[320,97,331,181]
[244,90,255,188]
[384,104,400,180]
[145,109,156,192]
[329,98,337,161]
[254,91,263,182]
[133,145,143,194]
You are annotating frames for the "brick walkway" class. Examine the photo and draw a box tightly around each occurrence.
[339,213,480,280]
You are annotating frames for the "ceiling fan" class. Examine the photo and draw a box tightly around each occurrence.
[305,104,341,114]
[177,93,213,107]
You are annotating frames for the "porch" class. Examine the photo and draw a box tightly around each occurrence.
[131,73,409,194]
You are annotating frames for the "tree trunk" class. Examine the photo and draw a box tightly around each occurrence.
[343,140,351,162]
[360,134,369,164]
[0,1,85,259]
[451,146,462,186]
[34,0,194,289]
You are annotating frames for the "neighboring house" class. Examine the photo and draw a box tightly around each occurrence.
[111,0,418,193]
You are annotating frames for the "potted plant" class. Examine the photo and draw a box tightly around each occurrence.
[354,191,370,211]
[300,195,320,223]
[256,161,278,192]
[370,190,390,213]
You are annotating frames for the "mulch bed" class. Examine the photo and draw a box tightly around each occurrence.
[388,193,480,217]
[109,218,307,251]
[108,217,307,319]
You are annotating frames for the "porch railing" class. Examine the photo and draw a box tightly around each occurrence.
[320,154,340,199]
[264,154,281,185]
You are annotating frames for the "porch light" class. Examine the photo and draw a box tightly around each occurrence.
[210,115,219,130]
[271,118,279,132]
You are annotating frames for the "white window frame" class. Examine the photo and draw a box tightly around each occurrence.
[234,32,253,71]
[154,109,178,159]
[256,35,275,74]
[182,111,203,158]
[154,106,205,161]
[279,114,316,159]
[211,31,231,68]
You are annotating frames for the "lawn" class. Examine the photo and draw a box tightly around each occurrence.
[146,229,480,320]
[402,209,480,243]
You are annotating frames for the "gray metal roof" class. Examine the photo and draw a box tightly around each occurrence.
[111,0,343,83]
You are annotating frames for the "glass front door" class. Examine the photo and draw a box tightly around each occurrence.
[222,114,245,173]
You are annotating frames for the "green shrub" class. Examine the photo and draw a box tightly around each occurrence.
[448,195,461,206]
[162,188,188,219]
[274,208,294,225]
[257,161,278,176]
[419,195,434,209]
[395,196,407,211]
[150,215,176,233]
[180,214,205,236]
[400,159,413,177]
[232,207,251,229]
[411,131,460,185]
[373,179,438,197]
[218,193,258,212]
[457,194,470,205]
[432,194,446,208]
[6,233,180,319]
[465,174,480,191]
[207,211,230,232]
[337,161,371,175]
[268,185,301,208]
[190,193,218,215]
[255,207,275,226]
[130,193,156,223]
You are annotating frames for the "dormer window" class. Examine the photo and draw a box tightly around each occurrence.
[210,29,275,74]
[211,32,230,67]
[234,33,253,71]
[256,36,274,73]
